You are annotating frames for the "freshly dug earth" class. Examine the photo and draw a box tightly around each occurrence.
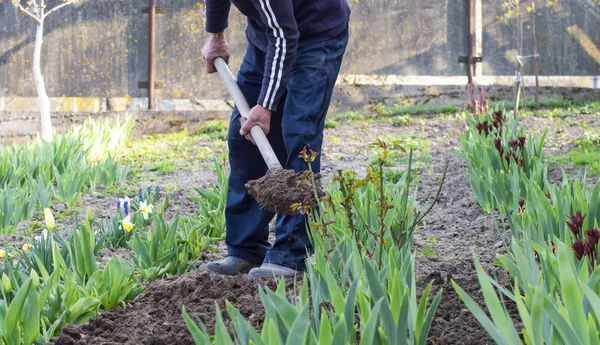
[246,167,322,215]
[50,269,293,345]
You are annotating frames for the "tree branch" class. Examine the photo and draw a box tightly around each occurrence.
[44,1,76,19]
[12,1,41,23]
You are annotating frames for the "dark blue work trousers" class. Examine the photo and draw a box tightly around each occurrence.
[225,26,348,271]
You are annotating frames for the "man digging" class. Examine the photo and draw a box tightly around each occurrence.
[201,0,350,278]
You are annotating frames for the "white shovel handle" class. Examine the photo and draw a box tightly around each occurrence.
[213,57,282,169]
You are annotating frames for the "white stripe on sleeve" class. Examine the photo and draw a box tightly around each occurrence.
[264,0,286,109]
[257,0,286,109]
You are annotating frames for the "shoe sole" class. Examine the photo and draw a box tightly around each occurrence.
[248,271,303,279]
[205,264,259,276]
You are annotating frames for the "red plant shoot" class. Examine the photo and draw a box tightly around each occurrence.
[567,212,598,267]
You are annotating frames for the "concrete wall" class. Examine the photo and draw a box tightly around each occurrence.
[0,0,244,98]
[0,0,599,100]
[482,0,600,76]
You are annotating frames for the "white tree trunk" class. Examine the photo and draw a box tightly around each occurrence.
[33,19,53,142]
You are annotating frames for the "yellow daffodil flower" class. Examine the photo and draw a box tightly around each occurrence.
[44,208,55,231]
[121,215,134,232]
[22,243,32,252]
[0,249,5,259]
[139,200,153,220]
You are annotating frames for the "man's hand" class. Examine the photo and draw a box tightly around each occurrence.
[240,105,271,145]
[201,32,230,73]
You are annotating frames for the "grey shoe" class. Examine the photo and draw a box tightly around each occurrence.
[248,263,301,279]
[205,256,260,276]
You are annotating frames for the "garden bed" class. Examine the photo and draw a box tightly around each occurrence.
[51,150,512,345]
[3,110,598,345]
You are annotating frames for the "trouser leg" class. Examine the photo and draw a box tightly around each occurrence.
[225,39,288,264]
[264,26,350,271]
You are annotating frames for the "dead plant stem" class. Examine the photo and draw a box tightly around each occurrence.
[377,158,386,270]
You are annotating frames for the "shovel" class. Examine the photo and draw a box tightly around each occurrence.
[213,57,319,215]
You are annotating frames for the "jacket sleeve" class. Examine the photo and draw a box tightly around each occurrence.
[205,0,231,33]
[251,0,299,111]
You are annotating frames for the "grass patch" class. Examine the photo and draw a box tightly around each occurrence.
[120,128,227,175]
[197,120,228,141]
[492,98,600,118]
[326,98,599,129]
[326,104,457,128]
[103,184,147,198]
[149,159,176,175]
[375,103,461,117]
[391,115,413,127]
[554,135,600,175]
[367,134,431,169]
[329,135,341,145]
[325,110,367,128]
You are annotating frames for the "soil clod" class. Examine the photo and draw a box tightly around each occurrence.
[245,167,322,215]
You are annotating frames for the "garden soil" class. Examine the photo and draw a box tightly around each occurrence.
[0,234,28,248]
[47,114,598,345]
[51,271,290,345]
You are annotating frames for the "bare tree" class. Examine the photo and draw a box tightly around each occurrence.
[501,0,526,114]
[501,0,524,57]
[11,0,79,142]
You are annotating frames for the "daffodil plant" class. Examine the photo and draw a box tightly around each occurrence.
[0,278,41,345]
[66,208,99,284]
[0,118,131,234]
[178,216,220,259]
[190,158,228,238]
[0,187,32,234]
[129,215,197,282]
[82,258,144,311]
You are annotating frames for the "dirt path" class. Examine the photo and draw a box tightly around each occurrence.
[412,153,508,344]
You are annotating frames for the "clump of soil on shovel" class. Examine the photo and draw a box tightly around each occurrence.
[245,168,323,215]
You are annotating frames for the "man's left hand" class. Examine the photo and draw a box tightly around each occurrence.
[240,105,271,145]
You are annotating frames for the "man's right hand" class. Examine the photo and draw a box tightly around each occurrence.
[201,32,230,73]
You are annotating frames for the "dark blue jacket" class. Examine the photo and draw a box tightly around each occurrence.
[205,0,350,111]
